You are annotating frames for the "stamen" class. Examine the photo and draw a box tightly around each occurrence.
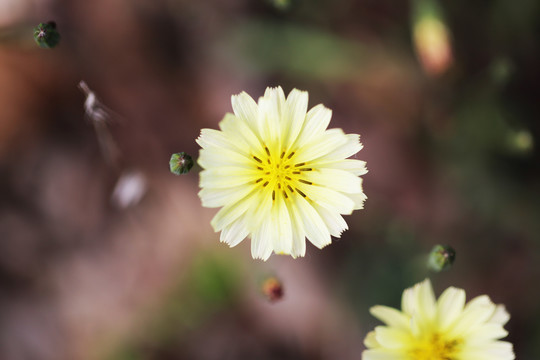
[265,147,271,156]
[292,171,301,175]
[296,188,307,198]
[263,181,269,187]
[283,191,288,199]
[300,168,312,171]
[272,190,275,201]
[284,165,290,169]
[287,185,294,193]
[257,166,263,170]
[299,179,312,185]
[253,156,262,163]
[287,151,295,159]
[255,178,263,183]
[278,183,281,189]
[294,162,305,167]
[285,176,292,181]
[280,151,285,159]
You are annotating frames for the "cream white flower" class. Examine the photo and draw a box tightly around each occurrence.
[196,87,367,260]
[363,279,515,360]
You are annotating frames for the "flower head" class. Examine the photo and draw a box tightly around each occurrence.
[363,279,515,360]
[197,87,367,260]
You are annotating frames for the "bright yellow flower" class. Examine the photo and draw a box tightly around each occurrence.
[197,87,367,260]
[363,279,515,360]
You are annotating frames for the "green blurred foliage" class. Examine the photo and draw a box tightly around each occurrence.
[225,21,366,81]
[220,20,409,83]
[108,253,243,360]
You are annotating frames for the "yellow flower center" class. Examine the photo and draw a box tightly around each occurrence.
[409,333,461,360]
[252,146,314,201]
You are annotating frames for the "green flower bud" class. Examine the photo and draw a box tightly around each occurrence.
[428,244,456,272]
[170,152,194,175]
[33,22,60,49]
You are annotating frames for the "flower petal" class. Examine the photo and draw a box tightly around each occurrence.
[310,203,348,237]
[489,305,510,326]
[362,349,407,360]
[323,133,363,160]
[364,331,380,348]
[374,326,411,349]
[209,189,254,230]
[320,158,368,176]
[251,216,274,260]
[231,91,261,137]
[293,104,332,149]
[294,128,347,163]
[293,195,331,248]
[198,147,252,170]
[436,286,466,331]
[304,168,362,194]
[282,88,308,150]
[466,323,509,344]
[219,113,265,157]
[200,167,258,189]
[448,295,497,336]
[301,184,355,215]
[257,87,285,147]
[197,128,246,155]
[414,278,437,323]
[285,195,307,258]
[349,188,368,210]
[460,341,515,360]
[220,218,249,247]
[199,185,254,208]
[370,306,411,331]
[271,196,293,255]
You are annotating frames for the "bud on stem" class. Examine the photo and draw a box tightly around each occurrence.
[428,244,456,271]
[170,152,194,175]
[33,22,60,49]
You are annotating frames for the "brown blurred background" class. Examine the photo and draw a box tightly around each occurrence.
[1,0,539,359]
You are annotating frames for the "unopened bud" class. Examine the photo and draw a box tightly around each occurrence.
[260,276,284,302]
[33,21,60,49]
[170,152,194,175]
[428,244,456,272]
[412,0,453,76]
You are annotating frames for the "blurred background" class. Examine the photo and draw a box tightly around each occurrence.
[1,0,539,359]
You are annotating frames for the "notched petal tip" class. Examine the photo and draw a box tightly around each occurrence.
[490,304,511,325]
[287,87,309,101]
[231,90,253,102]
[251,251,272,261]
[195,130,206,147]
